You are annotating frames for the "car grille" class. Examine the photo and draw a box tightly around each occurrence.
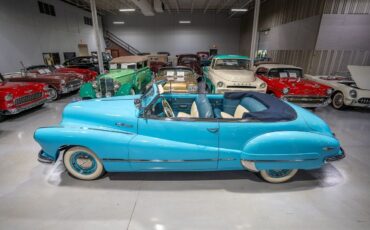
[358,98,370,104]
[282,96,328,104]
[14,92,42,106]
[227,86,256,89]
[66,79,82,88]
[99,78,114,96]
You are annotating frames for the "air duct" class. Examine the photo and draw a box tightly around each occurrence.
[130,0,155,16]
[154,0,164,13]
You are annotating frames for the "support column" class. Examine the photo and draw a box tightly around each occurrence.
[250,0,260,67]
[90,0,104,74]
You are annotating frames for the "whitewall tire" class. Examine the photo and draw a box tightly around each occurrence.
[63,146,105,180]
[332,92,345,110]
[260,169,298,183]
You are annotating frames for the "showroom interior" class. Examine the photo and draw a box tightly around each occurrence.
[0,0,370,229]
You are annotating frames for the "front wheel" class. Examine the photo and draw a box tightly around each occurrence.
[332,92,345,110]
[63,146,105,180]
[48,87,59,101]
[260,169,298,183]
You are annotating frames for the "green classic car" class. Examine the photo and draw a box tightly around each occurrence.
[79,56,152,99]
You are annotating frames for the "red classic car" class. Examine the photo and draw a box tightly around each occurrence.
[26,65,97,83]
[4,67,83,101]
[177,54,203,75]
[255,64,333,107]
[0,73,49,121]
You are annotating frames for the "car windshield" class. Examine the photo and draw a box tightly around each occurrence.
[110,63,136,70]
[214,59,249,70]
[179,56,198,63]
[268,68,302,78]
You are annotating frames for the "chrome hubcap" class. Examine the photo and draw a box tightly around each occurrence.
[333,94,343,108]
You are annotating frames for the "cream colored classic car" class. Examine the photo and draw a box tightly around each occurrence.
[305,65,370,109]
[155,66,199,93]
[203,55,267,93]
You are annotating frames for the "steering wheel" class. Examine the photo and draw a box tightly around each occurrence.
[162,98,175,118]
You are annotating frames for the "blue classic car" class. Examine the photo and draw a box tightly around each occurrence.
[34,82,345,183]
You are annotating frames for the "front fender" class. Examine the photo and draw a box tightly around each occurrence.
[34,126,136,167]
[79,82,96,99]
[242,131,342,170]
[116,83,133,96]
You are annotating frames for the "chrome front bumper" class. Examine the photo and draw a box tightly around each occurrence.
[1,98,47,115]
[61,83,82,94]
[281,95,331,108]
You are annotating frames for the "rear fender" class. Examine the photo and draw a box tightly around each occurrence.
[242,131,341,170]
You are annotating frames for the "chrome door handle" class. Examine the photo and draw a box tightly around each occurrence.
[207,128,219,133]
[115,122,133,128]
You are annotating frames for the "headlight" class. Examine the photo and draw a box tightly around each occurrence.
[92,81,98,88]
[4,93,13,101]
[106,92,112,97]
[60,80,66,85]
[260,83,266,88]
[114,81,121,90]
[349,89,357,98]
[282,87,290,94]
[96,92,102,98]
[326,88,333,95]
[217,81,224,87]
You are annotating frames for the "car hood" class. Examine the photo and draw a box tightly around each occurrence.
[61,96,140,133]
[34,73,77,81]
[213,69,255,82]
[348,65,370,90]
[275,78,330,95]
[98,69,135,80]
[0,81,44,96]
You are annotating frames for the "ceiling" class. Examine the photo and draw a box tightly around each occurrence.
[62,0,254,16]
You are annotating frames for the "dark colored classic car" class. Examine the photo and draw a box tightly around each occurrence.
[63,56,110,73]
[148,54,170,73]
[155,66,200,93]
[255,64,333,108]
[4,67,83,101]
[0,73,49,121]
[177,54,203,75]
[157,52,170,56]
[197,51,211,66]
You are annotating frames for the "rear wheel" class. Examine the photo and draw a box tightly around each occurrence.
[332,92,345,110]
[260,169,298,183]
[63,146,105,180]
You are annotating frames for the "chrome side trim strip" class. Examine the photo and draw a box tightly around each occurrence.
[102,158,236,163]
[83,127,134,135]
[247,158,318,163]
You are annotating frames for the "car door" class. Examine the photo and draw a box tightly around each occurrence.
[129,117,219,170]
[135,61,151,93]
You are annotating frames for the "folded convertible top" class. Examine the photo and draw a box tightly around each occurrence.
[224,92,297,122]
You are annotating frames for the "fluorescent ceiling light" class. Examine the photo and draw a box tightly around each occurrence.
[179,20,191,24]
[119,9,135,12]
[231,8,248,12]
[113,21,125,25]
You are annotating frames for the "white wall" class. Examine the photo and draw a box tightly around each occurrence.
[0,0,105,73]
[104,13,241,55]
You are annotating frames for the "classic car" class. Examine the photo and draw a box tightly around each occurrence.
[148,54,169,73]
[155,66,200,93]
[197,51,211,66]
[305,65,370,109]
[177,54,203,75]
[4,67,83,101]
[79,56,152,99]
[63,55,110,73]
[26,65,97,83]
[255,64,333,108]
[0,73,49,121]
[35,82,345,183]
[203,55,267,94]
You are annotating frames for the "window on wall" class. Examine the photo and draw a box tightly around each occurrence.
[63,52,76,61]
[38,1,56,16]
[42,53,61,65]
[84,16,93,26]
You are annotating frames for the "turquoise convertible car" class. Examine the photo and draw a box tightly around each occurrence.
[34,82,345,183]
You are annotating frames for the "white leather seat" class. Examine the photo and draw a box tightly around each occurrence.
[221,105,249,119]
[177,102,199,118]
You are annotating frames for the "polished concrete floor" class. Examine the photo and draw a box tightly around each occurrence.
[0,94,369,230]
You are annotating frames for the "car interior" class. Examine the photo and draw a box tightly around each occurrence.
[148,85,268,120]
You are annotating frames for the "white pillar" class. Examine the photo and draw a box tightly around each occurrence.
[250,0,260,67]
[90,0,104,74]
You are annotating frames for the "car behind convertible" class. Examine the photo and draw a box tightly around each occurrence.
[34,82,345,183]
